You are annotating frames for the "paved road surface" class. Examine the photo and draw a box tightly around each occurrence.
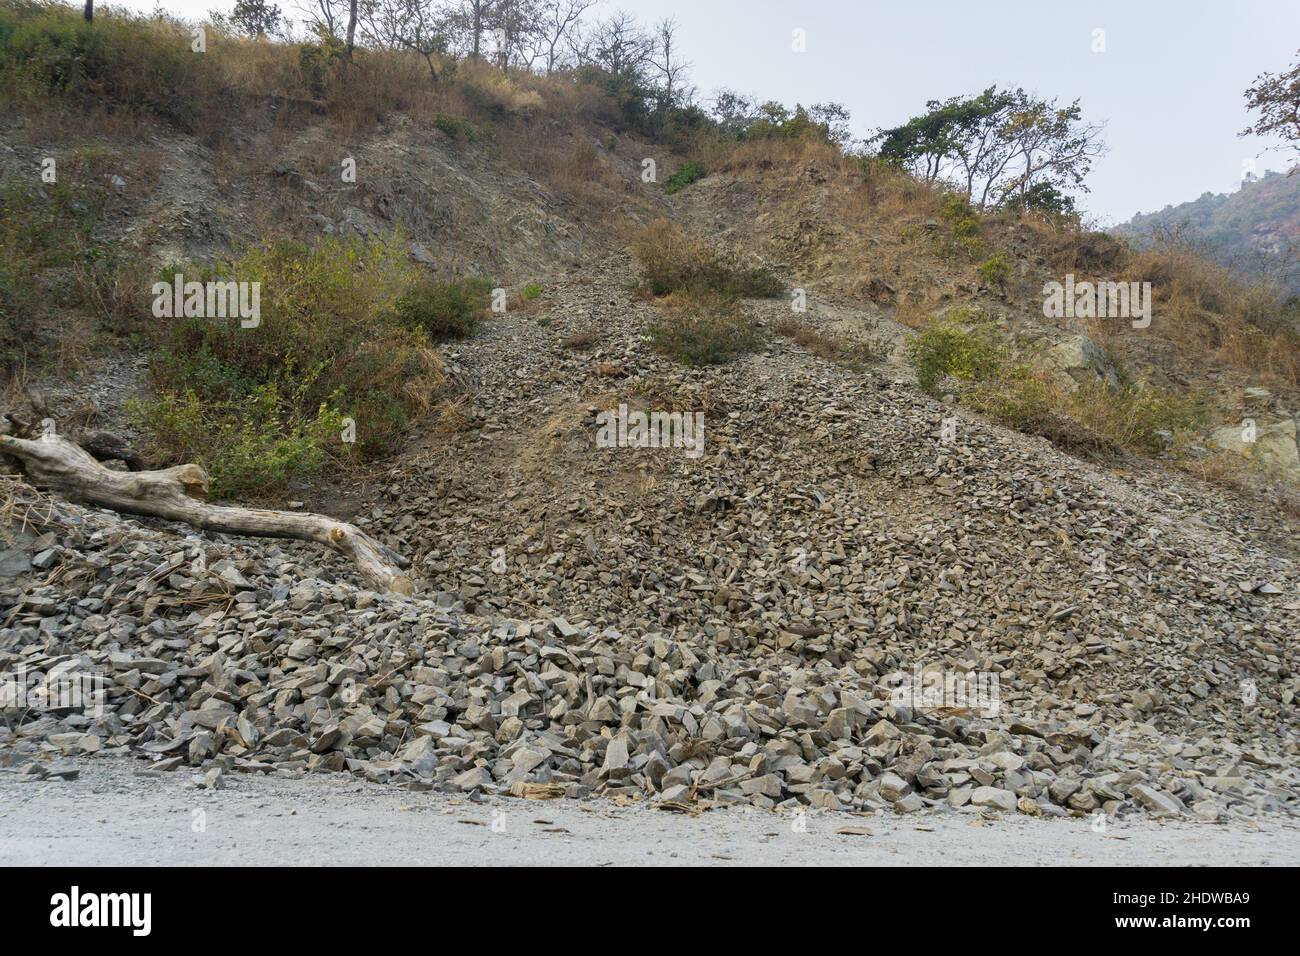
[2,756,1294,865]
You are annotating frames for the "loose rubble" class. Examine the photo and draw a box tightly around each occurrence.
[2,261,1297,824]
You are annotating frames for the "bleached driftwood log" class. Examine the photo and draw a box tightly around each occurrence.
[0,418,413,594]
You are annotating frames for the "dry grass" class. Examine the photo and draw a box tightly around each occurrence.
[560,330,599,351]
[0,4,644,186]
[0,474,63,544]
[773,317,888,366]
[628,219,783,299]
[1031,223,1300,390]
[533,138,628,208]
[1177,450,1300,519]
[704,129,1300,398]
[645,290,764,367]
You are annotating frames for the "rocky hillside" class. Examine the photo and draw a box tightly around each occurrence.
[1,4,1297,825]
[3,256,1297,821]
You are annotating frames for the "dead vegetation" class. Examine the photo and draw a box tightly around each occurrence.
[772,317,890,367]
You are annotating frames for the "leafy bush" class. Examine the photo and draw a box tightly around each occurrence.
[909,318,1205,456]
[938,193,980,242]
[631,220,783,300]
[298,28,347,98]
[433,114,479,140]
[132,386,348,499]
[978,252,1011,293]
[908,321,1005,393]
[709,96,851,147]
[393,276,493,341]
[521,282,543,301]
[664,161,706,194]
[144,234,445,495]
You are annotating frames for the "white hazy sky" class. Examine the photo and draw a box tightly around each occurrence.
[104,0,1299,224]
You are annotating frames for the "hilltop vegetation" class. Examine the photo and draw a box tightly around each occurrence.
[0,0,1297,511]
[1114,170,1300,297]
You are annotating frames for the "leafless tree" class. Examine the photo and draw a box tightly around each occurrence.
[586,10,652,79]
[443,0,494,59]
[531,0,593,74]
[648,17,691,105]
[489,0,540,70]
[359,0,449,79]
[1242,49,1300,172]
[298,0,347,38]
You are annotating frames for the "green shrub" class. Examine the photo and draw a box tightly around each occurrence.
[393,276,494,341]
[131,387,348,499]
[664,161,706,194]
[144,234,446,495]
[521,282,543,301]
[938,193,980,242]
[433,114,479,140]
[909,317,1206,457]
[978,251,1011,293]
[298,29,347,98]
[908,321,1005,393]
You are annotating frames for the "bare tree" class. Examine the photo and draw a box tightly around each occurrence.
[346,0,358,59]
[648,17,691,105]
[443,0,494,59]
[298,0,347,38]
[587,10,652,79]
[359,0,449,79]
[489,0,540,70]
[533,0,593,74]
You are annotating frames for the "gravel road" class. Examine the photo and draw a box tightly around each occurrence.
[3,756,1295,866]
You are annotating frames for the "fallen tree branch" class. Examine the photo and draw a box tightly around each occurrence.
[0,419,413,594]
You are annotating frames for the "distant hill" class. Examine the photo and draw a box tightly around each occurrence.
[1113,170,1300,298]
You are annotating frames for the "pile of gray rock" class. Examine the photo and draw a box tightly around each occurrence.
[2,264,1296,823]
[0,475,1293,822]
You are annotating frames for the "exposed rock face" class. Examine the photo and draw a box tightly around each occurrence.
[1206,390,1300,486]
[1044,333,1120,391]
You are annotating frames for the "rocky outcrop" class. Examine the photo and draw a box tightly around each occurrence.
[1208,387,1300,485]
